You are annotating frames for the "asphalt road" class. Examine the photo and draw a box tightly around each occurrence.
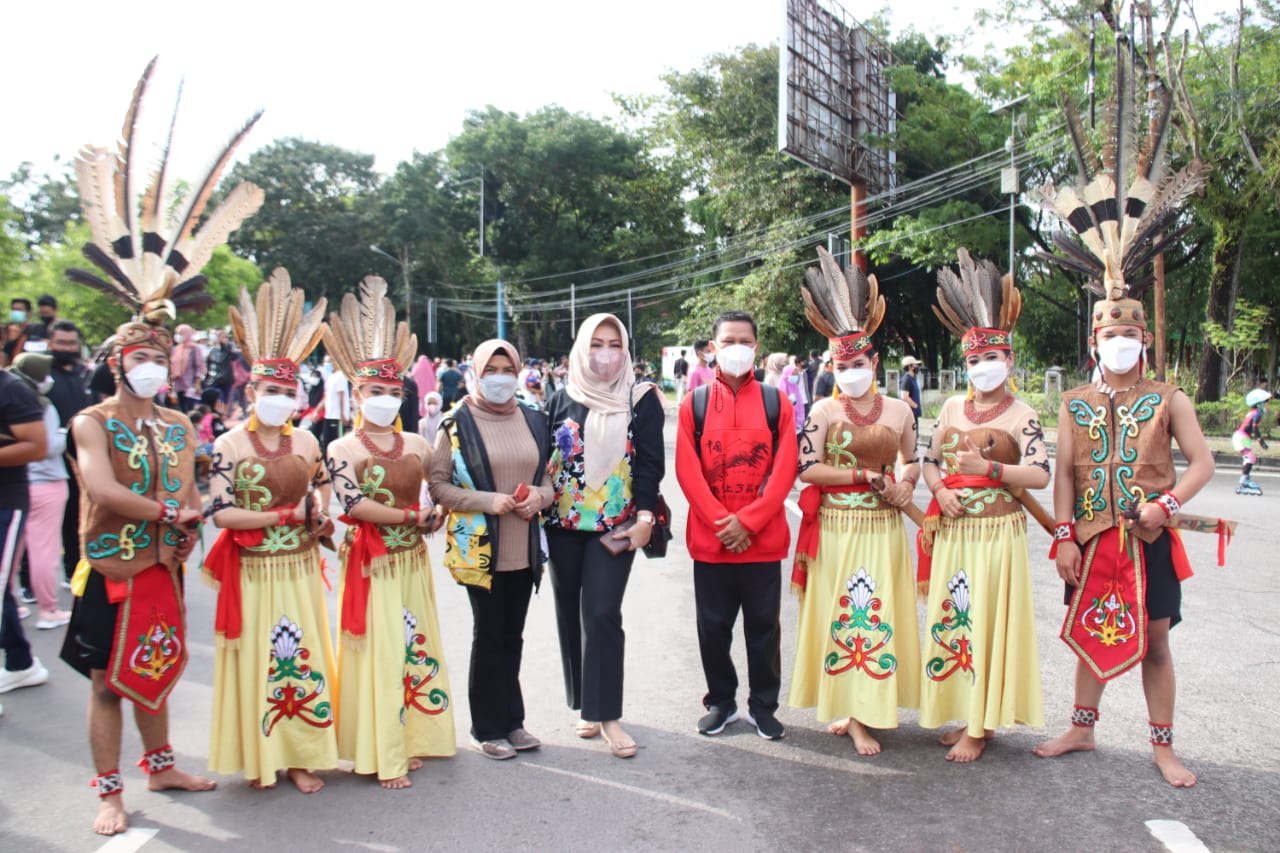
[2,413,1277,852]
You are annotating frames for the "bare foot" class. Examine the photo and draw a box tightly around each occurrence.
[379,774,413,790]
[828,717,851,736]
[287,768,324,794]
[248,775,277,790]
[1033,727,1096,758]
[601,720,637,758]
[1153,746,1197,787]
[946,733,988,763]
[93,794,128,836]
[939,727,995,747]
[845,719,881,756]
[147,767,217,793]
[407,758,423,772]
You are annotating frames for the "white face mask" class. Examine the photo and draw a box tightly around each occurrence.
[36,377,54,394]
[254,393,297,427]
[1096,336,1144,373]
[701,352,715,364]
[361,394,402,427]
[173,334,186,344]
[716,344,756,378]
[478,374,518,404]
[967,360,1010,393]
[124,361,168,399]
[836,368,874,398]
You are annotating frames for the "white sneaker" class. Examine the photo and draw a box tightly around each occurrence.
[0,659,49,694]
[36,610,72,630]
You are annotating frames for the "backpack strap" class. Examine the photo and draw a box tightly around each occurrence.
[691,384,709,458]
[692,382,780,458]
[760,383,780,457]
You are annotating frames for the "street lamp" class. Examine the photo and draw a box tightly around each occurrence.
[989,94,1029,282]
[454,168,504,339]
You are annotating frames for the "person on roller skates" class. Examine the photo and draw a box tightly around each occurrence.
[1234,388,1270,496]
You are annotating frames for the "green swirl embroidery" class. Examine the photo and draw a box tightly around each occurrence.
[956,487,1015,514]
[86,521,152,561]
[250,525,304,553]
[360,465,395,506]
[381,523,419,549]
[1069,400,1109,463]
[825,429,859,469]
[940,432,960,474]
[1115,392,1161,463]
[1075,468,1108,521]
[235,462,273,512]
[106,418,151,495]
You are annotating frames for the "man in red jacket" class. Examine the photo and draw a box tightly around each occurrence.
[676,310,797,740]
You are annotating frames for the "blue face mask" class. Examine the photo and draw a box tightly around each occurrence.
[10,309,27,323]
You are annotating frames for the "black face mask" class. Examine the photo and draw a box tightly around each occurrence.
[52,350,79,367]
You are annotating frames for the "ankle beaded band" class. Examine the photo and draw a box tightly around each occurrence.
[1149,722,1173,746]
[138,744,175,774]
[92,770,124,797]
[1070,705,1099,727]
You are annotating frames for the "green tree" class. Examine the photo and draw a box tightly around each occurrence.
[225,139,381,307]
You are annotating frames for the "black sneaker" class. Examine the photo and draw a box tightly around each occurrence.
[745,710,785,740]
[697,704,739,735]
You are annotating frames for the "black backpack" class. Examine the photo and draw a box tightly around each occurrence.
[690,382,781,459]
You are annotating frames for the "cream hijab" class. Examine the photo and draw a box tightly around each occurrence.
[565,313,648,490]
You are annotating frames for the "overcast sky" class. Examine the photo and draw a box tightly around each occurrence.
[3,0,1239,181]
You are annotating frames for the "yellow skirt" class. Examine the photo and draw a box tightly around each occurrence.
[918,512,1043,737]
[208,548,339,783]
[336,542,455,780]
[789,507,920,728]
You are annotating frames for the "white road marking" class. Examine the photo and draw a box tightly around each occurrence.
[1146,820,1211,853]
[523,762,740,821]
[93,828,158,853]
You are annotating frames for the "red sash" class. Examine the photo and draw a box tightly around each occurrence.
[1061,527,1147,682]
[790,483,875,592]
[203,527,265,642]
[337,506,417,638]
[107,564,187,714]
[915,474,1003,586]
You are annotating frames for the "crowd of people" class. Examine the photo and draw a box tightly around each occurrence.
[0,67,1251,841]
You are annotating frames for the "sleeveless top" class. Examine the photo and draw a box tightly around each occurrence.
[78,399,196,574]
[1063,378,1177,543]
[820,421,898,511]
[349,452,427,555]
[233,451,317,556]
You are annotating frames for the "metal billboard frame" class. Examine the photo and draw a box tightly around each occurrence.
[778,0,896,195]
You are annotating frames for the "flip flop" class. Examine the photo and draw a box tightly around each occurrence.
[575,720,601,739]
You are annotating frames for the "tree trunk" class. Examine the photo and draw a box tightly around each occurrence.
[1195,217,1244,403]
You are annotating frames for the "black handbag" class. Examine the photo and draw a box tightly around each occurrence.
[642,494,673,559]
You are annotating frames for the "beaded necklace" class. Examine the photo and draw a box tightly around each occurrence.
[839,393,883,426]
[247,428,293,460]
[963,394,1015,424]
[356,429,404,460]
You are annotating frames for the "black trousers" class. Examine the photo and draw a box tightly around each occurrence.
[466,569,535,741]
[546,528,635,722]
[62,475,82,581]
[693,560,782,716]
[0,509,33,672]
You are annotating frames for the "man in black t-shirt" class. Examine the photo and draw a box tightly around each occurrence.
[0,369,51,705]
[48,321,95,583]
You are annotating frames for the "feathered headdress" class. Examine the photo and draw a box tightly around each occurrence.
[934,247,1022,356]
[1036,48,1204,331]
[65,57,264,353]
[801,246,886,360]
[322,276,417,386]
[228,268,327,385]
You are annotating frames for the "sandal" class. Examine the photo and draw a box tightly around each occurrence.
[575,719,601,739]
[601,724,637,759]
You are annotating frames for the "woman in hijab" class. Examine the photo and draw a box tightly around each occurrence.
[542,314,664,759]
[418,392,445,443]
[428,340,552,760]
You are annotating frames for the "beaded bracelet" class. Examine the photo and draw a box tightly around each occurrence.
[275,508,293,527]
[1154,491,1180,518]
[1048,521,1077,559]
[157,501,178,524]
[988,461,1004,481]
[401,508,417,524]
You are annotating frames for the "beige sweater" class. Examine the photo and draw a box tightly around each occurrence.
[428,404,553,572]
